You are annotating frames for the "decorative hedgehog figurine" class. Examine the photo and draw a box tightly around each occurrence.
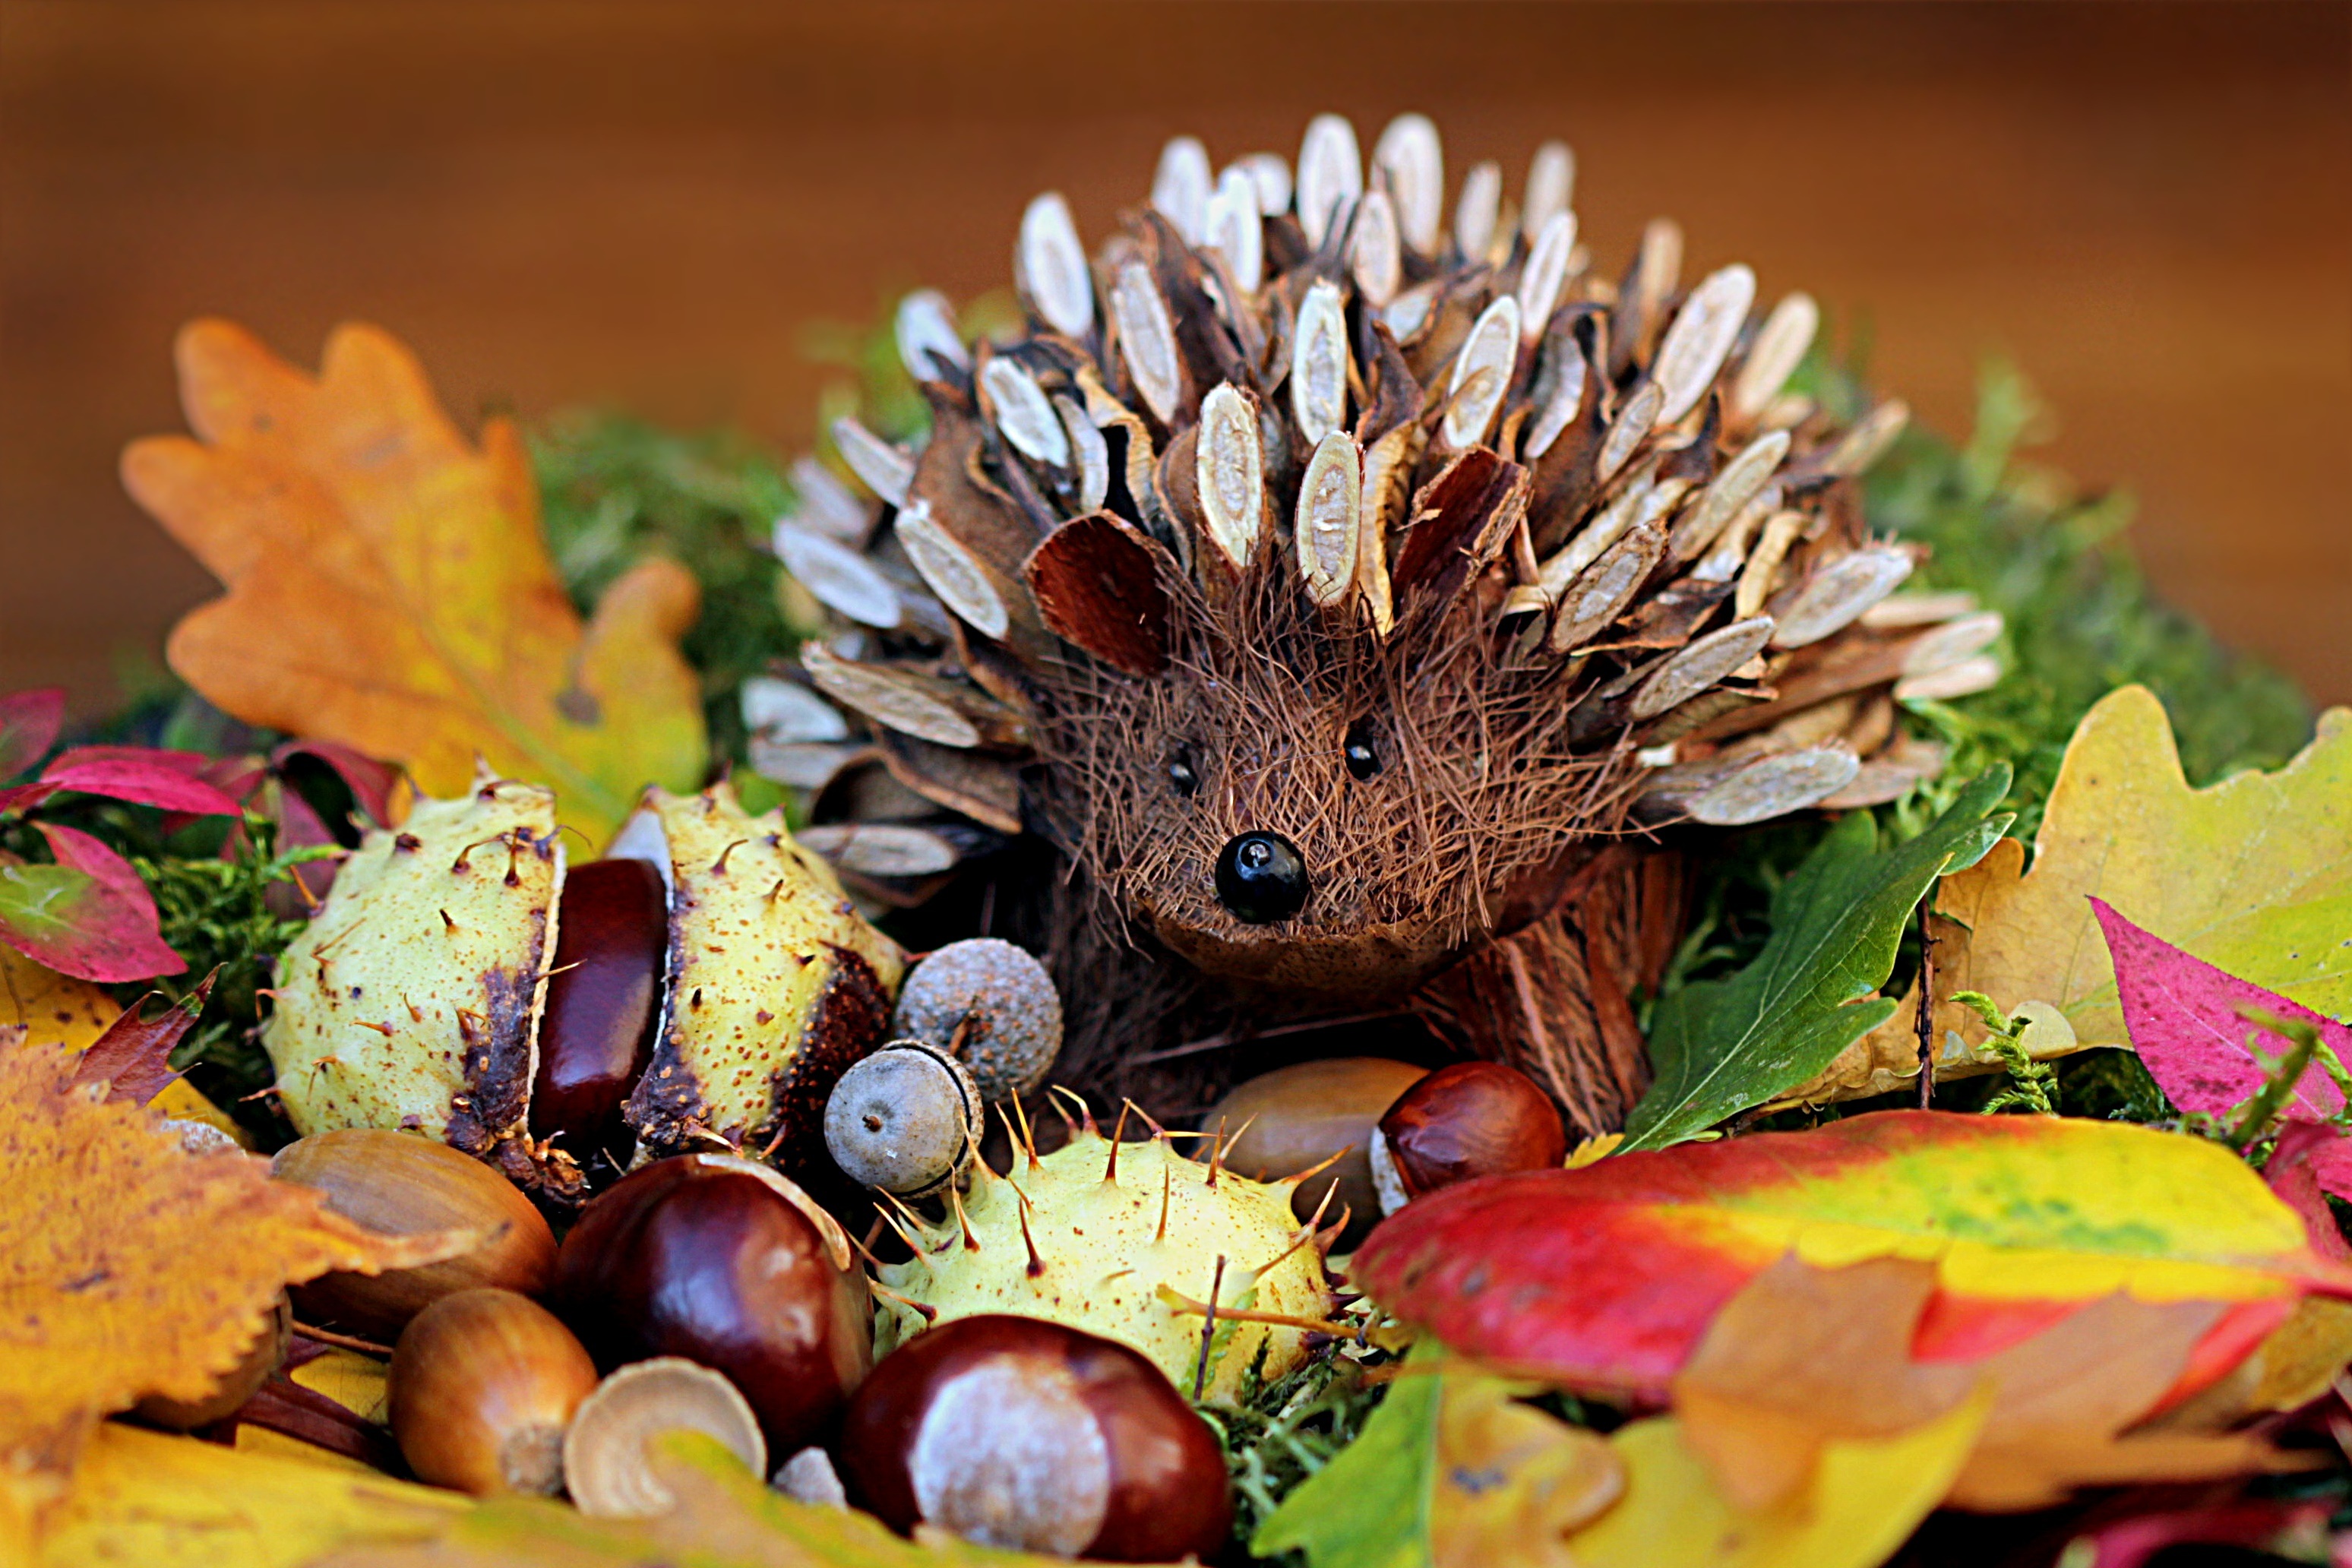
[768,114,2000,1137]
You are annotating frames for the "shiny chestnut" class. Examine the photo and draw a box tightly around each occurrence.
[840,1314,1230,1561]
[552,1153,871,1456]
[530,857,667,1155]
[274,1128,557,1337]
[1370,1060,1567,1212]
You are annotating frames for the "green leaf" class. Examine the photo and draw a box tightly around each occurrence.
[1251,1357,1440,1568]
[1620,768,2014,1151]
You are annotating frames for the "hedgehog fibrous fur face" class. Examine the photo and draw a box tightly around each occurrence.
[1030,554,1641,998]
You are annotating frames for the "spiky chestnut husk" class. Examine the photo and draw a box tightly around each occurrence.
[262,770,567,1189]
[615,782,906,1169]
[877,1118,1331,1405]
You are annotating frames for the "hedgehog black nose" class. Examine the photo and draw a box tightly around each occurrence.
[1216,831,1309,924]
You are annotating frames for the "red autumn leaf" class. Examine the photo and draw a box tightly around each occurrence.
[0,822,185,982]
[2060,1498,2331,1568]
[2265,1121,2352,1260]
[269,738,402,829]
[71,969,220,1106]
[0,688,64,780]
[1352,1111,2352,1401]
[39,744,247,817]
[0,780,60,816]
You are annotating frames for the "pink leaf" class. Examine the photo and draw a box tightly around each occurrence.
[0,824,184,982]
[2094,896,2352,1121]
[40,744,247,817]
[2063,1499,2329,1568]
[2265,1121,2352,1258]
[0,780,60,817]
[0,688,64,779]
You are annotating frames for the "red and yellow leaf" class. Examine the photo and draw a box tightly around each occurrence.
[1354,1111,2352,1399]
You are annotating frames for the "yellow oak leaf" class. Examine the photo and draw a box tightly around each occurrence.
[1563,1397,1988,1568]
[36,1421,462,1568]
[122,319,707,846]
[0,1040,477,1548]
[0,944,111,1050]
[1427,1374,1622,1567]
[1788,684,2350,1099]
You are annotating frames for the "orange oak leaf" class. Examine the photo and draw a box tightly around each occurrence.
[122,319,707,847]
[0,1038,478,1545]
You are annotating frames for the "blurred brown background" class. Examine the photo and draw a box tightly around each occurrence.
[3,1,2347,712]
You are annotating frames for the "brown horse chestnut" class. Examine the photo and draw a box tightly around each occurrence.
[552,1153,871,1456]
[839,1314,1230,1561]
[388,1287,599,1495]
[274,1128,557,1336]
[530,858,667,1155]
[1369,1060,1567,1212]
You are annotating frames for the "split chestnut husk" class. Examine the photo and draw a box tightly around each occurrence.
[388,1287,599,1496]
[274,1128,557,1336]
[552,1153,871,1456]
[839,1313,1230,1561]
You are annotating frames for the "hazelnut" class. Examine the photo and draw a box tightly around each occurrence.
[1369,1061,1567,1213]
[1206,1057,1430,1245]
[274,1128,556,1336]
[388,1287,599,1495]
[839,1314,1230,1561]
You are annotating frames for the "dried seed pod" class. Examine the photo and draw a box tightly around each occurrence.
[530,856,666,1155]
[1630,617,1777,719]
[1443,296,1519,450]
[1109,261,1182,426]
[1296,430,1365,611]
[1686,746,1863,826]
[890,938,1063,1103]
[563,1357,767,1519]
[1288,282,1351,448]
[839,1314,1231,1562]
[1524,140,1576,242]
[1730,291,1818,425]
[1770,546,1916,648]
[554,1155,872,1456]
[276,1127,557,1337]
[773,521,903,629]
[1454,160,1502,260]
[824,1041,982,1199]
[1149,136,1212,246]
[1368,1061,1566,1212]
[1197,382,1268,570]
[1372,112,1444,254]
[896,289,969,382]
[1016,193,1094,340]
[134,1294,290,1430]
[1228,152,1291,216]
[978,357,1070,470]
[1348,189,1403,307]
[1652,264,1756,425]
[389,1287,599,1496]
[830,416,914,508]
[897,501,1015,640]
[1202,166,1265,293]
[1209,1057,1430,1243]
[1517,210,1578,343]
[1296,112,1362,247]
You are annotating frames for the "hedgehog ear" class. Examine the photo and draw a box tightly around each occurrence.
[1024,511,1174,678]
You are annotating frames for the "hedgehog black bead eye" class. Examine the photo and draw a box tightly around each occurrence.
[1168,746,1200,798]
[1343,720,1381,781]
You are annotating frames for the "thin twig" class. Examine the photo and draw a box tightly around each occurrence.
[1914,895,1937,1110]
[291,1321,394,1358]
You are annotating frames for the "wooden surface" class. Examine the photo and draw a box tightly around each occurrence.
[2,1,2347,710]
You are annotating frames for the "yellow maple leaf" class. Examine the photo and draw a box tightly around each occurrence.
[0,1040,477,1549]
[122,319,707,846]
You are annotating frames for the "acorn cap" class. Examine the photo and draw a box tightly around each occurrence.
[561,1358,767,1518]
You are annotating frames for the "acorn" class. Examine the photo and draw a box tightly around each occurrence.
[387,1287,599,1496]
[1206,1057,1429,1244]
[274,1128,557,1337]
[839,1314,1231,1561]
[890,939,1062,1102]
[562,1357,767,1518]
[552,1153,872,1456]
[134,1294,291,1430]
[1368,1061,1568,1213]
[530,857,668,1157]
[823,1039,982,1199]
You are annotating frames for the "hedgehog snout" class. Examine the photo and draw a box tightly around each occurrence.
[1214,832,1309,925]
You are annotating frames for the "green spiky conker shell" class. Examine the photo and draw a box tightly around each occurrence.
[878,1129,1329,1405]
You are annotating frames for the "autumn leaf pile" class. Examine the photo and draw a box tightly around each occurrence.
[0,243,2343,1567]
